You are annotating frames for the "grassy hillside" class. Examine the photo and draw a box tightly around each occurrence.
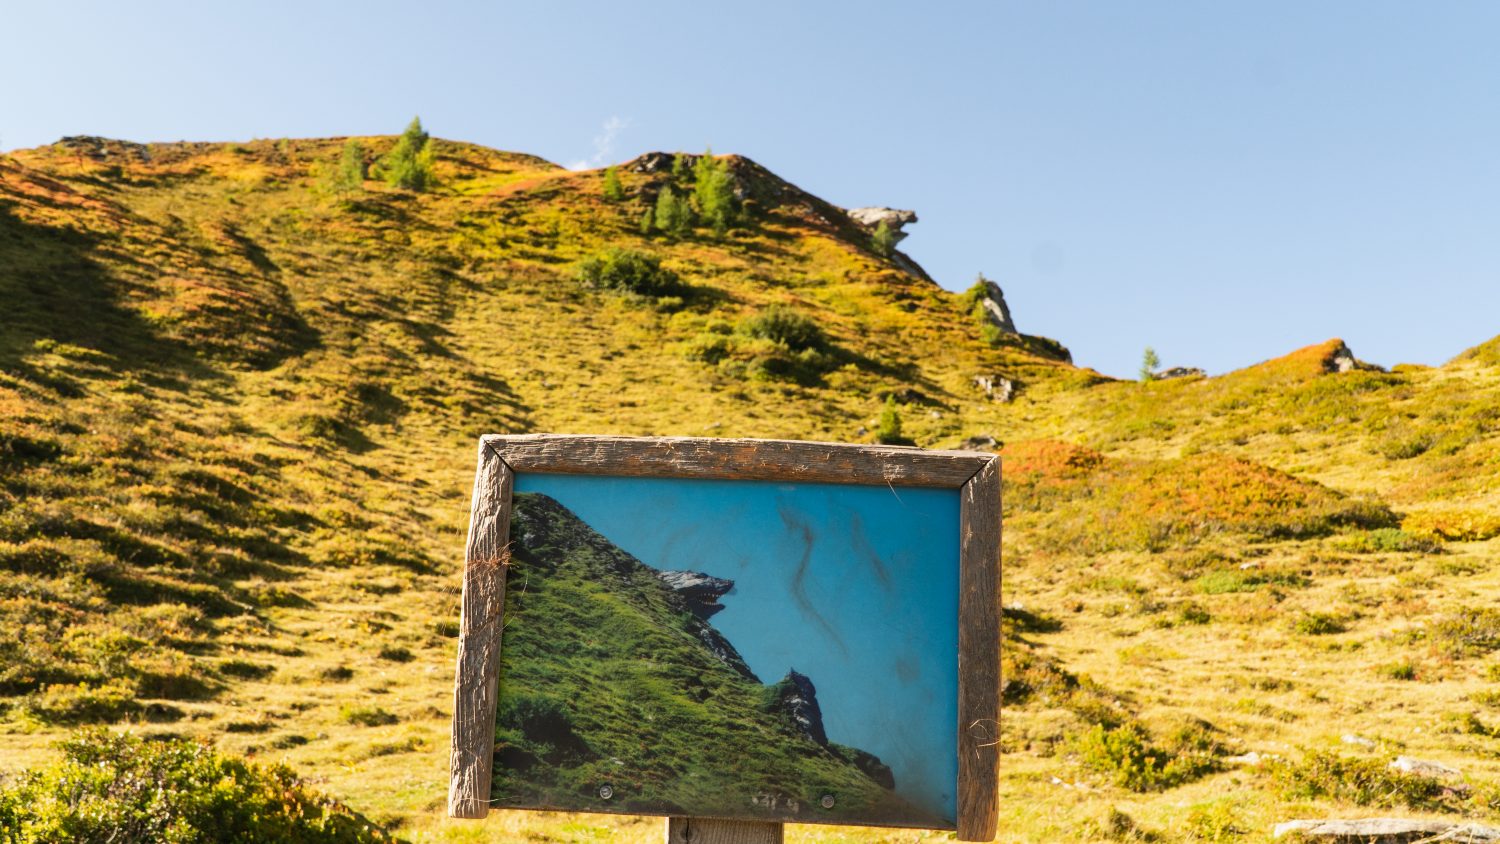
[494,492,927,826]
[2,131,1500,842]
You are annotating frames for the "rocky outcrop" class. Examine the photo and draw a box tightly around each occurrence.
[763,670,897,789]
[55,136,152,163]
[845,207,917,243]
[627,151,677,174]
[1327,342,1359,373]
[1272,818,1500,841]
[831,744,896,791]
[1324,341,1386,374]
[1154,366,1205,380]
[657,570,735,620]
[973,374,1015,402]
[974,279,1017,334]
[766,670,828,746]
[960,434,1001,452]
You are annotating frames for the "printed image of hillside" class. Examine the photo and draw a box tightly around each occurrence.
[492,492,937,827]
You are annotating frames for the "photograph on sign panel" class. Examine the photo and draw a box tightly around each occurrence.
[491,472,960,828]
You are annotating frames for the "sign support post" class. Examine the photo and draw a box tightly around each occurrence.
[666,818,783,843]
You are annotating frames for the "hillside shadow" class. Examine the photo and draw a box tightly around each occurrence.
[0,201,226,391]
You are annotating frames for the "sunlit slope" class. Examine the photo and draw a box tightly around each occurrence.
[4,133,1500,842]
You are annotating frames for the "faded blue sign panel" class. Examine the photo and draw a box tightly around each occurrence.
[494,473,960,828]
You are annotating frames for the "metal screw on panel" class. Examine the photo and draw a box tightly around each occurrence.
[599,785,614,800]
[820,794,836,809]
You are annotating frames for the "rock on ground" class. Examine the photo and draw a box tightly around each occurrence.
[1273,818,1500,842]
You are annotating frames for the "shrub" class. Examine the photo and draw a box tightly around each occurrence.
[1291,611,1346,635]
[1269,750,1455,812]
[740,305,824,351]
[601,165,624,201]
[1073,723,1216,791]
[20,681,141,725]
[0,729,393,843]
[1432,607,1500,657]
[379,116,434,191]
[575,248,682,297]
[1333,528,1442,555]
[1378,660,1417,681]
[338,704,397,727]
[875,397,907,446]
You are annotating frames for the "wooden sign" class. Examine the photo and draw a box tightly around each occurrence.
[448,435,1000,841]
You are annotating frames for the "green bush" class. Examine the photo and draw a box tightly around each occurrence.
[0,729,394,843]
[1291,611,1347,635]
[338,704,397,727]
[875,397,907,446]
[575,248,682,297]
[1269,750,1455,812]
[1333,528,1442,555]
[1433,607,1500,657]
[1074,723,1216,791]
[740,305,824,351]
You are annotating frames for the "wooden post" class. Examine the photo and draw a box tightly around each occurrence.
[447,443,515,819]
[665,818,783,844]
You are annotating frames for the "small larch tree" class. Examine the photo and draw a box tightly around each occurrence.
[380,116,435,192]
[1140,346,1161,382]
[692,148,738,235]
[321,138,367,198]
[654,186,692,236]
[602,165,624,202]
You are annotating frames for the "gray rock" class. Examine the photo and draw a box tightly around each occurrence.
[973,374,1016,402]
[960,435,1000,452]
[1155,366,1206,380]
[1328,342,1359,373]
[845,207,917,243]
[973,279,1017,334]
[1389,756,1462,780]
[628,151,678,173]
[767,670,828,746]
[1272,818,1500,841]
[657,570,734,620]
[1340,734,1377,749]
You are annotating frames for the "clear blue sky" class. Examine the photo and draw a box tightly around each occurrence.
[5,2,1497,377]
[513,473,960,821]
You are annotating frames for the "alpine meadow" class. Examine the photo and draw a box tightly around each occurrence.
[4,127,1500,842]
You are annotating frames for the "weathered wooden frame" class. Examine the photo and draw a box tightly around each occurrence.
[448,434,1001,842]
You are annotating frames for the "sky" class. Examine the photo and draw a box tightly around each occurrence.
[3,2,1497,377]
[512,472,961,822]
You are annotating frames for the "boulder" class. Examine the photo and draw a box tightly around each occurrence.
[973,374,1016,402]
[960,435,1001,452]
[1340,734,1377,749]
[845,207,917,243]
[1272,818,1500,841]
[1389,756,1462,780]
